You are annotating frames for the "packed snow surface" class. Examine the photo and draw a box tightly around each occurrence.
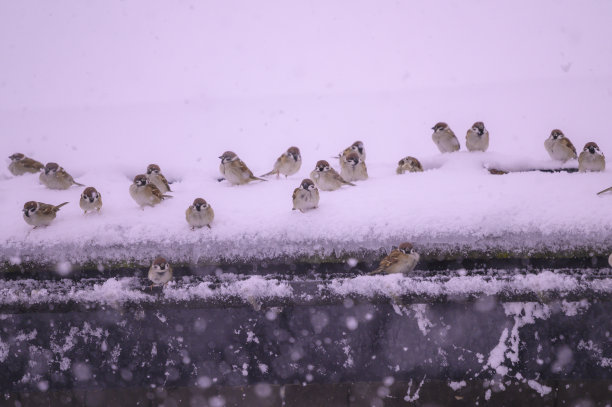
[1,1,612,263]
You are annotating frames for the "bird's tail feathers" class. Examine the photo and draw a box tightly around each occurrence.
[73,181,85,187]
[260,170,276,177]
[597,186,612,195]
[55,202,69,210]
[163,194,173,199]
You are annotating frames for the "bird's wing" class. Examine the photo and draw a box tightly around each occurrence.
[159,173,172,191]
[372,250,401,274]
[38,203,58,215]
[149,184,165,200]
[22,158,44,171]
[331,169,355,186]
[563,138,577,156]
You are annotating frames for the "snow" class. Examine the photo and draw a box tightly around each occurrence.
[527,380,552,396]
[1,1,612,264]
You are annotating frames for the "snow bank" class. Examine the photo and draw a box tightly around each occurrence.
[1,1,612,264]
[0,271,608,307]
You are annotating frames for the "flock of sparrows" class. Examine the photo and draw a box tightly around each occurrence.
[8,122,610,285]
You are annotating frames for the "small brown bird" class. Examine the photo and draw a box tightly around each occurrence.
[8,153,44,176]
[466,121,489,152]
[292,178,320,212]
[39,162,84,190]
[219,151,266,185]
[432,122,460,153]
[261,146,302,178]
[146,164,172,193]
[148,257,173,287]
[578,142,605,172]
[309,160,355,191]
[544,129,577,162]
[129,174,172,208]
[339,141,366,162]
[22,201,69,228]
[79,187,103,213]
[185,198,214,229]
[371,242,420,275]
[396,156,424,174]
[340,152,368,182]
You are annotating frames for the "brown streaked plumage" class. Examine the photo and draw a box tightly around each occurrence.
[261,146,302,178]
[129,174,172,208]
[8,153,44,175]
[371,242,420,275]
[544,129,577,162]
[578,142,605,172]
[185,197,214,229]
[340,152,368,182]
[292,178,319,212]
[219,151,267,185]
[22,201,69,228]
[146,164,172,193]
[309,160,355,191]
[148,257,173,287]
[39,162,84,190]
[432,122,460,153]
[396,156,424,174]
[80,187,103,213]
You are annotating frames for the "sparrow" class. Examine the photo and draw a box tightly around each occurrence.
[396,156,424,174]
[146,164,172,193]
[185,198,214,229]
[219,151,266,185]
[432,122,460,153]
[544,129,577,162]
[339,141,366,162]
[578,142,605,172]
[465,121,489,152]
[129,174,172,208]
[8,153,44,176]
[39,162,85,190]
[309,160,355,191]
[340,152,368,182]
[292,178,320,212]
[371,242,420,275]
[22,201,69,228]
[148,257,173,287]
[79,187,103,213]
[261,146,302,178]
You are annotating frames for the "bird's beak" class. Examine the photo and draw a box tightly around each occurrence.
[218,155,224,160]
[23,209,29,217]
[89,197,94,203]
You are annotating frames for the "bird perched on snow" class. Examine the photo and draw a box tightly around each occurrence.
[22,201,68,228]
[310,160,355,191]
[578,142,605,172]
[292,178,319,212]
[432,122,460,153]
[129,174,172,208]
[146,164,172,193]
[39,162,84,190]
[340,152,368,182]
[148,257,173,287]
[219,151,266,185]
[396,156,424,174]
[371,242,420,275]
[466,121,489,152]
[544,129,577,162]
[261,146,302,178]
[339,141,366,162]
[8,153,44,176]
[79,187,103,213]
[185,198,214,229]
